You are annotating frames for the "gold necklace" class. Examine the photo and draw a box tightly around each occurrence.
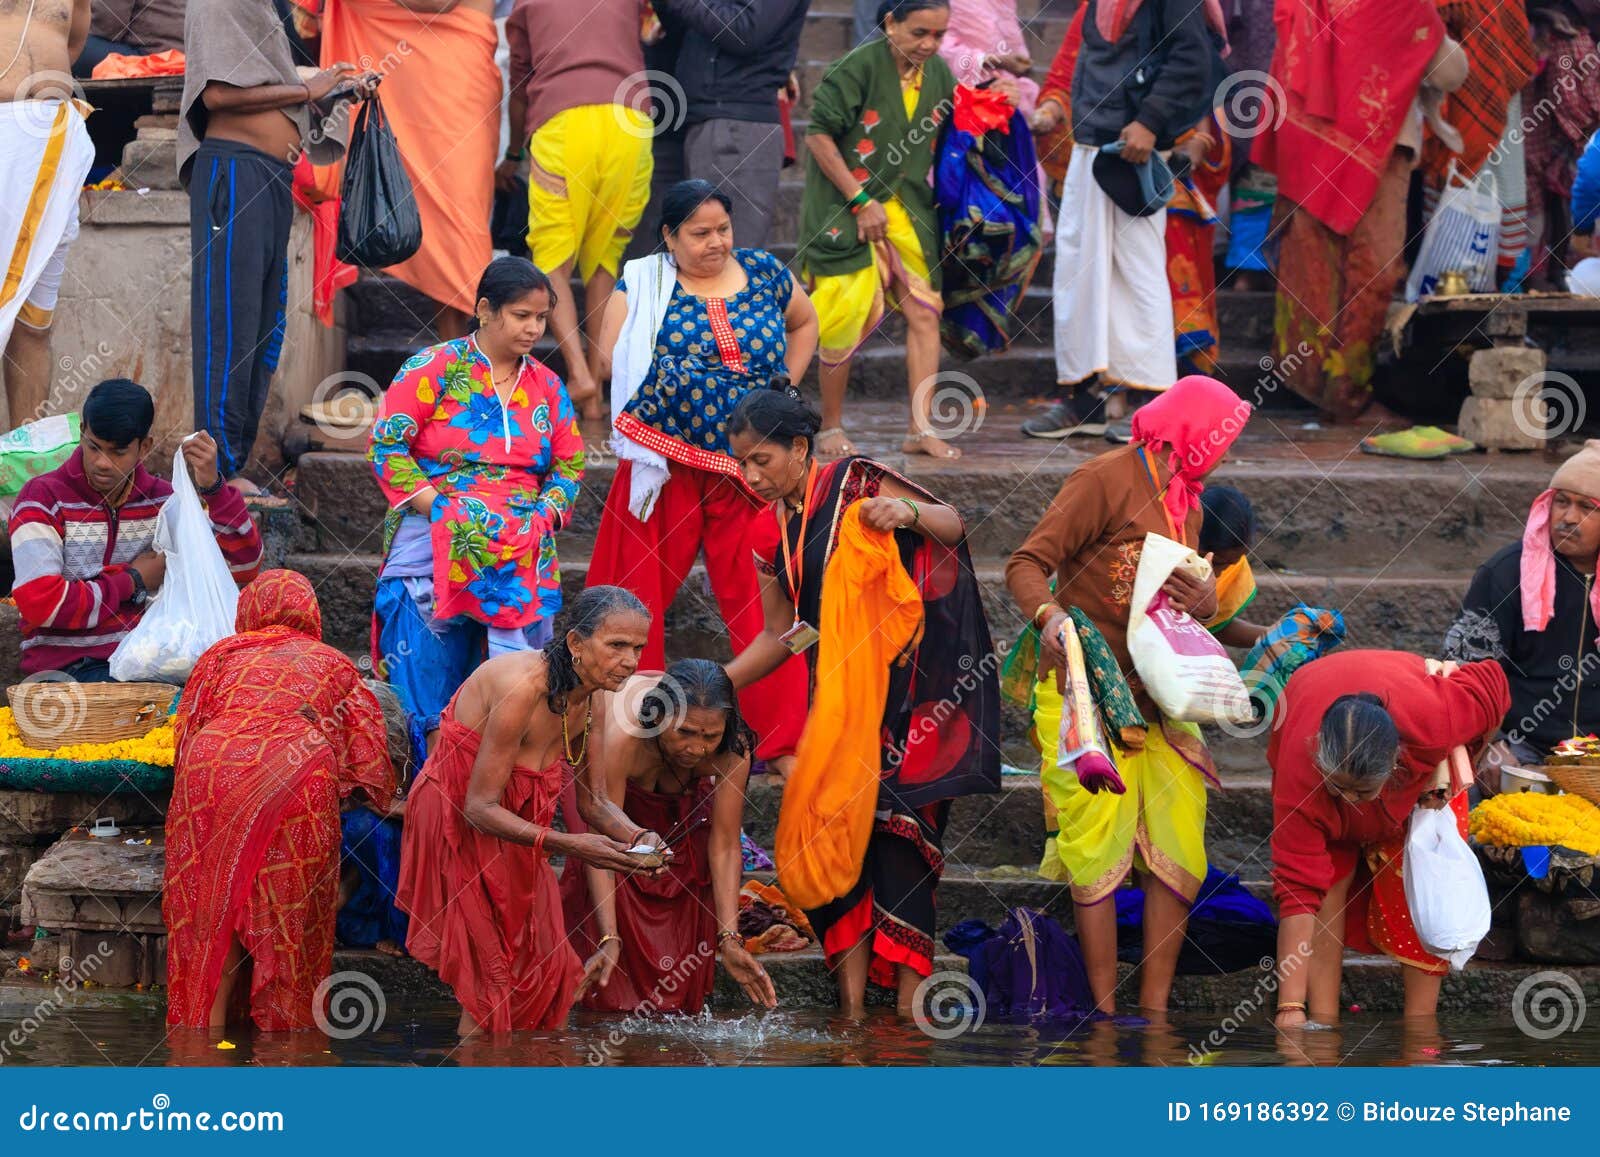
[562,701,593,765]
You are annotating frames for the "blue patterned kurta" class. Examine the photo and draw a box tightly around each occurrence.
[618,248,793,468]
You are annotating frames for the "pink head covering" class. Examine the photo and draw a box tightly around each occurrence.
[1520,489,1600,640]
[1129,375,1253,530]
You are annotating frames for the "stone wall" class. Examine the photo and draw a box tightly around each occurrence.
[6,189,345,475]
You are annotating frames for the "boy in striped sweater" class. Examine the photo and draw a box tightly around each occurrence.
[9,379,263,680]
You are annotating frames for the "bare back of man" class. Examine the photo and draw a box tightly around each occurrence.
[0,0,86,102]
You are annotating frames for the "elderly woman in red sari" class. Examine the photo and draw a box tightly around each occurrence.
[561,659,777,1013]
[398,585,672,1035]
[1269,651,1509,1027]
[164,571,397,1031]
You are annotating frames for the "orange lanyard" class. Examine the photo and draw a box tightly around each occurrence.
[1137,445,1185,546]
[776,461,818,607]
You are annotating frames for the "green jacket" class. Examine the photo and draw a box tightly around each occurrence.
[798,38,956,287]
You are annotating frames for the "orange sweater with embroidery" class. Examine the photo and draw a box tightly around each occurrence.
[1005,445,1202,674]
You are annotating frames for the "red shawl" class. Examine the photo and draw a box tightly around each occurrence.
[164,571,395,1030]
[1256,0,1446,234]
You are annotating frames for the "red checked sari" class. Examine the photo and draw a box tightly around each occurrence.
[164,571,395,1030]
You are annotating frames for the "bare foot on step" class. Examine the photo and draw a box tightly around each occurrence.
[901,431,961,459]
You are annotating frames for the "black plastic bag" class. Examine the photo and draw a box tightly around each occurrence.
[336,95,422,268]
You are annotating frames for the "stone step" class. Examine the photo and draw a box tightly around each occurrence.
[744,864,1278,936]
[324,947,1600,1017]
[345,329,1282,413]
[293,411,1551,572]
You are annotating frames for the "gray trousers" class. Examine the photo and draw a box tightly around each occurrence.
[684,119,786,252]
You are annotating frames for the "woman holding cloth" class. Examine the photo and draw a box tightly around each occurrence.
[1005,375,1251,1015]
[725,383,1000,1018]
[800,0,959,460]
[1269,651,1509,1027]
[592,180,816,766]
[368,257,585,760]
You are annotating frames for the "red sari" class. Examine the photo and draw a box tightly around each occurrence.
[164,571,395,1031]
[1268,651,1508,973]
[396,704,581,1032]
[559,776,718,1014]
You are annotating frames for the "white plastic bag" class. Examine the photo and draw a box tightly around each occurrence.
[1127,532,1252,725]
[1402,805,1491,971]
[108,442,239,683]
[1405,160,1500,302]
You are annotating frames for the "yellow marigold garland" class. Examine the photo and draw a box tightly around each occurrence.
[0,707,175,767]
[1469,791,1600,856]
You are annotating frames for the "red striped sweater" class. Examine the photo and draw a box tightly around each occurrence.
[9,450,263,676]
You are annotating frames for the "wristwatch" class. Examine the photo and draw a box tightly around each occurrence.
[129,568,149,608]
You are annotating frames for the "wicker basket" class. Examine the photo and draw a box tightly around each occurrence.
[6,681,177,750]
[1545,765,1600,808]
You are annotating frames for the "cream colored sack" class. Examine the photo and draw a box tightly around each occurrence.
[1127,533,1252,724]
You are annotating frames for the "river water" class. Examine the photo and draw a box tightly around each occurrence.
[0,990,1592,1066]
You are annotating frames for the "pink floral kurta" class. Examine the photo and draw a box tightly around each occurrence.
[368,338,584,629]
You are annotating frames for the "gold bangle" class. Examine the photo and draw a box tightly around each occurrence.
[1034,602,1059,628]
[1277,1001,1307,1013]
[596,933,622,950]
[716,930,742,947]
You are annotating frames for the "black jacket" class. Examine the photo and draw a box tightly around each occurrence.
[1443,541,1600,757]
[658,0,811,126]
[1070,0,1214,148]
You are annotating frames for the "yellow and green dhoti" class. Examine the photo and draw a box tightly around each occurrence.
[808,195,941,365]
[1033,673,1209,905]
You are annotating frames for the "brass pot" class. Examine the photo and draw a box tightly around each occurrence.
[1435,269,1472,297]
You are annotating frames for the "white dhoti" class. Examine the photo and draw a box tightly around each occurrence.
[0,100,95,359]
[1052,143,1176,391]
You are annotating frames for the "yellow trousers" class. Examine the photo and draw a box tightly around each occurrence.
[526,105,654,281]
[1033,673,1208,905]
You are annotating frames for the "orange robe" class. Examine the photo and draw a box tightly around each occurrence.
[397,705,582,1032]
[315,0,499,314]
[164,571,395,1031]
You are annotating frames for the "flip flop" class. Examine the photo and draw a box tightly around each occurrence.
[1359,426,1476,459]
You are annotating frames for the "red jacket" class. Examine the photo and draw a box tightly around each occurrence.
[1267,650,1508,918]
[9,450,263,675]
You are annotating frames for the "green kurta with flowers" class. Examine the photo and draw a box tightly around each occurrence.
[368,338,584,629]
[799,37,956,285]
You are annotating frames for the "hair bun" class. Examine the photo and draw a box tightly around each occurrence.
[765,372,803,401]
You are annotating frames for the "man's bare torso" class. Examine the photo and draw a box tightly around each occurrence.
[0,0,78,104]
